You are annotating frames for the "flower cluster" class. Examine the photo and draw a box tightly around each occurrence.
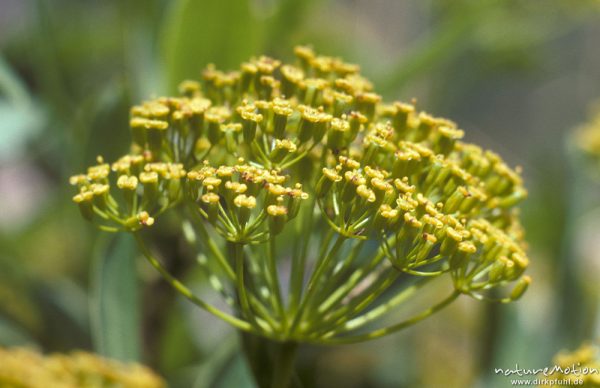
[542,342,600,387]
[70,46,530,344]
[0,347,164,388]
[316,147,529,300]
[70,155,185,232]
[187,160,308,242]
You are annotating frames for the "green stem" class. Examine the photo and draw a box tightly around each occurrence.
[246,247,276,305]
[197,220,236,280]
[232,242,254,324]
[309,240,365,312]
[303,240,364,320]
[271,341,298,388]
[240,334,299,388]
[267,237,287,327]
[314,268,398,336]
[271,342,298,388]
[187,203,237,281]
[289,233,345,335]
[288,203,314,316]
[313,249,388,325]
[133,232,254,332]
[320,290,461,345]
[331,277,435,334]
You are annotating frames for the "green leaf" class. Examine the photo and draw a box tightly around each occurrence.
[264,0,318,57]
[161,0,263,92]
[0,56,44,161]
[90,234,141,362]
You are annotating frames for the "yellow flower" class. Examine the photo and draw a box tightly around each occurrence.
[0,347,164,388]
[70,46,531,344]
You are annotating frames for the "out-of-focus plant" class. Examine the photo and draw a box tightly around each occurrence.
[0,346,164,388]
[538,342,600,387]
[69,46,531,387]
[562,102,600,348]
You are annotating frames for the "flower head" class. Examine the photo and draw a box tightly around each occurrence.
[70,46,530,343]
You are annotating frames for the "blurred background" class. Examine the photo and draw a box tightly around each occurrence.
[1,0,599,387]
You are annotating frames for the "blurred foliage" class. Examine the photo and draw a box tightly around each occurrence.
[0,0,599,387]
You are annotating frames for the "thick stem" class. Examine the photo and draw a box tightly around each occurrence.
[271,341,298,388]
[240,333,298,388]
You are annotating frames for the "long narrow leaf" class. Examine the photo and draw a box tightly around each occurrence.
[90,234,141,362]
[161,0,263,92]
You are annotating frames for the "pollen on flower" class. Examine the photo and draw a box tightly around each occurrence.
[201,192,220,204]
[139,171,158,184]
[267,205,288,216]
[274,139,297,153]
[73,191,93,203]
[69,174,88,186]
[458,241,477,254]
[117,175,139,190]
[233,194,257,209]
[356,185,376,202]
[130,117,169,130]
[225,181,248,194]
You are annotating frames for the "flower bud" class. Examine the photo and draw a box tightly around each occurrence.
[355,92,381,120]
[300,78,327,107]
[233,194,257,226]
[434,126,464,155]
[327,118,351,150]
[414,233,437,262]
[205,107,230,144]
[392,102,415,137]
[280,65,304,98]
[509,276,531,301]
[316,168,342,198]
[412,112,438,142]
[267,205,288,235]
[440,226,463,256]
[240,62,257,94]
[201,192,220,223]
[178,80,201,97]
[237,105,263,142]
[272,98,293,139]
[130,118,168,157]
[449,241,476,270]
[140,171,158,206]
[73,191,94,220]
[270,139,297,164]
